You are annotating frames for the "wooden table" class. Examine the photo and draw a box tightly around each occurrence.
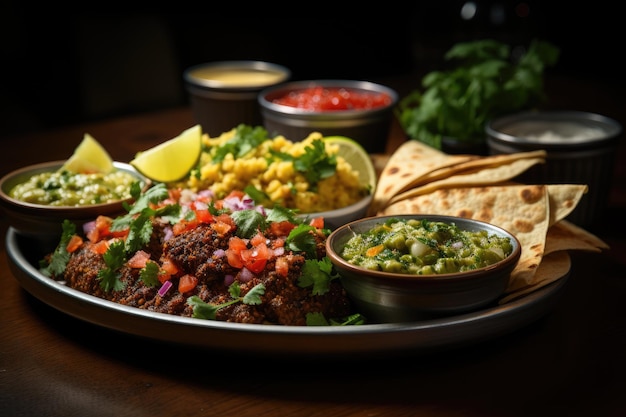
[2,79,626,416]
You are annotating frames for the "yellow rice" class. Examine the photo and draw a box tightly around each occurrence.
[181,129,368,213]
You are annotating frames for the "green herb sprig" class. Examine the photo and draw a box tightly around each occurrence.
[397,38,560,149]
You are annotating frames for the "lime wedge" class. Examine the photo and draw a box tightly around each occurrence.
[324,135,377,190]
[130,125,203,183]
[60,133,114,174]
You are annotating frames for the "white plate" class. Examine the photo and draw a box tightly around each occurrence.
[5,227,569,356]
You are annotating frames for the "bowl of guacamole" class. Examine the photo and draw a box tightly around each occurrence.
[326,215,521,323]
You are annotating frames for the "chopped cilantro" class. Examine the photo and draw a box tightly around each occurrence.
[212,124,269,162]
[39,219,76,277]
[306,311,367,326]
[187,282,266,320]
[139,260,161,287]
[293,139,337,186]
[97,240,126,292]
[297,258,339,295]
[286,223,318,259]
[230,209,267,239]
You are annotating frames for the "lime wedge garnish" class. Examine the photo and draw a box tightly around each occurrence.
[323,135,377,191]
[60,133,114,174]
[130,125,203,183]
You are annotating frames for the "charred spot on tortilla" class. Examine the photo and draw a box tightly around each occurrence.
[520,185,545,204]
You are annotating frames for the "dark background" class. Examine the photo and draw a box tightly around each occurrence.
[1,3,621,139]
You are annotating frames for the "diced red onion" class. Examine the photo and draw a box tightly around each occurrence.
[194,200,208,211]
[224,274,235,286]
[273,246,285,256]
[83,220,96,235]
[198,189,214,199]
[163,226,173,241]
[213,248,225,258]
[158,280,173,297]
[238,267,254,282]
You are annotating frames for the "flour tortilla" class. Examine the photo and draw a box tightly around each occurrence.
[368,140,476,216]
[381,184,551,291]
[544,219,609,254]
[407,149,547,189]
[500,220,608,303]
[499,250,571,304]
[386,157,546,207]
[547,184,588,226]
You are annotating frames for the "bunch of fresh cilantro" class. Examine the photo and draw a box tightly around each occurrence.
[396,38,560,150]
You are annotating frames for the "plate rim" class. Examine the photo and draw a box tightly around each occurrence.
[5,227,569,355]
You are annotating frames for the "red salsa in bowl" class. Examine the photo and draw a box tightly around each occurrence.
[272,86,393,111]
[258,79,398,153]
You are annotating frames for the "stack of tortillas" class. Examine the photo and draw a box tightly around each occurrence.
[369,140,609,304]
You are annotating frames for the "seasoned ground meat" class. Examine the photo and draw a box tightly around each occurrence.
[54,193,356,326]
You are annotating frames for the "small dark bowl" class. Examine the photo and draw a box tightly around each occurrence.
[258,79,398,154]
[0,161,148,251]
[326,215,522,323]
[184,60,291,137]
[486,110,622,228]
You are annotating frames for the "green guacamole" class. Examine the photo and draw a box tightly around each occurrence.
[341,218,514,275]
[9,169,138,206]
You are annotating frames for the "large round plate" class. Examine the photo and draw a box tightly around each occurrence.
[5,227,569,356]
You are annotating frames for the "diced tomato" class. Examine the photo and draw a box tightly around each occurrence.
[269,220,296,237]
[240,241,271,274]
[211,220,232,236]
[228,236,248,252]
[127,250,150,268]
[250,231,267,247]
[161,258,179,275]
[66,235,83,253]
[275,256,289,278]
[178,274,198,293]
[172,219,198,235]
[309,217,325,229]
[194,208,213,224]
[226,236,247,268]
[90,239,109,255]
[225,190,246,200]
[158,258,178,283]
[215,213,235,227]
[88,215,128,241]
[86,224,100,243]
[168,188,182,201]
[226,249,244,268]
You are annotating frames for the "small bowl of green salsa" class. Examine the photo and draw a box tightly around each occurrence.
[0,160,148,251]
[326,215,522,323]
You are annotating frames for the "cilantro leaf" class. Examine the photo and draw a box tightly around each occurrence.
[297,258,338,295]
[397,38,559,149]
[242,283,265,305]
[97,240,126,292]
[140,261,160,287]
[188,283,266,320]
[231,209,266,239]
[293,139,337,187]
[266,204,300,224]
[286,223,318,258]
[212,125,269,162]
[39,219,76,277]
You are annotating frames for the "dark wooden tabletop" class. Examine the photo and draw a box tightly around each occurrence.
[1,73,625,417]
